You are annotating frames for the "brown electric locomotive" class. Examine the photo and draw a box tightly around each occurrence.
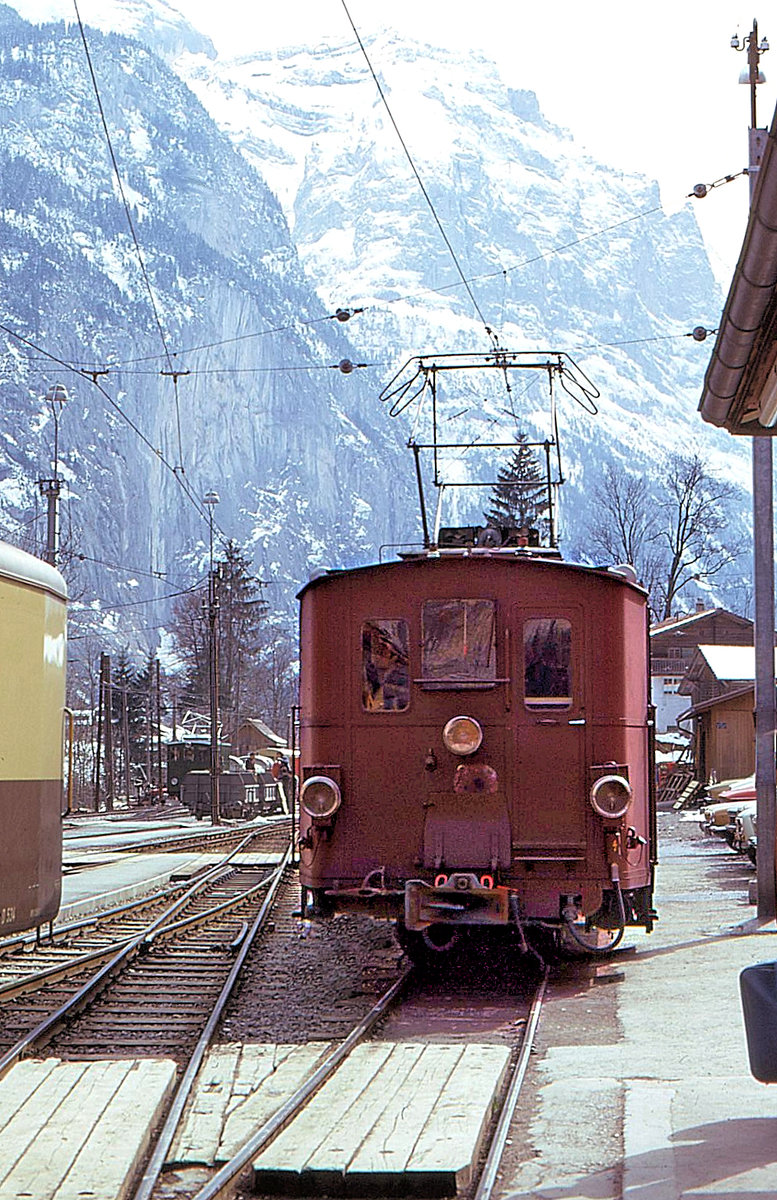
[297,547,656,958]
[296,351,656,959]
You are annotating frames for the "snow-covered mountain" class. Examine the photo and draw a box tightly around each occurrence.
[0,0,755,650]
[169,29,752,549]
[0,3,412,651]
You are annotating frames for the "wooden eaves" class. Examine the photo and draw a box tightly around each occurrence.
[699,102,777,433]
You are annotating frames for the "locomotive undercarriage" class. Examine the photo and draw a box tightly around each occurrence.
[302,872,655,960]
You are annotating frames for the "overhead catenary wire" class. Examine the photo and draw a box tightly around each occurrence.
[72,1,174,376]
[339,0,499,349]
[0,319,229,545]
[73,0,186,470]
[17,199,676,380]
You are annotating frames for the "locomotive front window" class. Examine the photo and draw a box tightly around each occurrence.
[524,618,572,708]
[362,620,410,711]
[422,599,497,687]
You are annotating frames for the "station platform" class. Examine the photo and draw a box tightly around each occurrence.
[502,810,777,1199]
[56,816,283,925]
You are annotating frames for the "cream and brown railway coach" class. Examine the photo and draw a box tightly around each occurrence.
[297,548,656,959]
[0,541,67,936]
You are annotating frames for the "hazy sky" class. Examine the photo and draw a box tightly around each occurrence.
[163,0,777,287]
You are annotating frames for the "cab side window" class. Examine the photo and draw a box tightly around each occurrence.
[362,620,410,711]
[524,618,572,708]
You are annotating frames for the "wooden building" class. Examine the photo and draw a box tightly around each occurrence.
[650,606,753,731]
[680,685,755,785]
[234,717,287,760]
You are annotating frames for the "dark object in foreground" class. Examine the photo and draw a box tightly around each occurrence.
[740,961,777,1082]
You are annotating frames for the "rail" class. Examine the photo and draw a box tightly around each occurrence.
[0,826,285,1081]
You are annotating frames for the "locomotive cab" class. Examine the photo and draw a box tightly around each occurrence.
[297,548,656,958]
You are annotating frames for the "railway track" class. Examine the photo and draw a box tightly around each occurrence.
[62,813,292,858]
[0,828,292,1072]
[0,820,291,999]
[134,953,548,1200]
[111,919,545,1200]
[2,843,552,1200]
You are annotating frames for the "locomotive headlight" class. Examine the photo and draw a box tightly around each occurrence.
[590,774,633,821]
[301,776,342,820]
[442,715,483,756]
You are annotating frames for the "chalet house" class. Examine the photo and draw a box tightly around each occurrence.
[650,605,753,732]
[234,717,288,760]
[680,686,755,785]
[678,646,777,784]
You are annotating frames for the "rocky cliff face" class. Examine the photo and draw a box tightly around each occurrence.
[0,4,412,649]
[0,2,753,650]
[172,29,750,563]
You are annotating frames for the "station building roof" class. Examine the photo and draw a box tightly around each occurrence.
[699,100,777,433]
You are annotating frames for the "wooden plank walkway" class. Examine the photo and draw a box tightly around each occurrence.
[252,1041,510,1195]
[0,1058,176,1200]
[169,1042,332,1166]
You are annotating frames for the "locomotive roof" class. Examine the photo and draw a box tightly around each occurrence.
[297,550,646,601]
[0,539,67,601]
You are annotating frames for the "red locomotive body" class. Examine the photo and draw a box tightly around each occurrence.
[297,547,656,955]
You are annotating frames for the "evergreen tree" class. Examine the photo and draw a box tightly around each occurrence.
[169,541,268,736]
[483,431,549,532]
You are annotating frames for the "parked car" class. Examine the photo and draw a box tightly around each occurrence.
[705,774,754,803]
[733,802,758,864]
[700,797,756,847]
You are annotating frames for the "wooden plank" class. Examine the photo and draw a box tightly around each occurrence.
[304,1043,427,1186]
[408,1044,510,1189]
[0,1061,89,1192]
[0,1061,126,1198]
[0,1059,60,1133]
[52,1059,177,1200]
[253,1042,395,1183]
[169,1044,242,1166]
[348,1044,464,1180]
[218,1043,331,1163]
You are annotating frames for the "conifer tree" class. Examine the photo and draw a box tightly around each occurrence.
[169,541,268,735]
[483,431,549,531]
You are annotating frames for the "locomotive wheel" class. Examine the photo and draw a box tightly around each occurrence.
[394,921,460,963]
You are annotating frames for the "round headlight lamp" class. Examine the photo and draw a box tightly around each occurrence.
[442,715,483,756]
[301,776,342,820]
[590,774,633,820]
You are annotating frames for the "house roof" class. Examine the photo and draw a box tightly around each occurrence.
[687,644,777,682]
[678,683,756,722]
[695,645,760,681]
[649,607,751,636]
[698,101,777,433]
[237,717,286,747]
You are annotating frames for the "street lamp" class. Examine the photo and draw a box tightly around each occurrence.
[38,382,69,567]
[203,490,221,825]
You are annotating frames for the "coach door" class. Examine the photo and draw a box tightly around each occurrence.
[513,609,586,849]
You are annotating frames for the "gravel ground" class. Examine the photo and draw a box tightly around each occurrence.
[221,896,408,1043]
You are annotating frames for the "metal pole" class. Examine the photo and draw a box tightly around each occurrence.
[209,567,221,824]
[103,653,114,812]
[94,662,103,811]
[121,686,131,803]
[745,23,777,921]
[155,660,163,802]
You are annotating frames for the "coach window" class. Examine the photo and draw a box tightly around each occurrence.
[422,599,497,686]
[362,620,410,711]
[524,618,572,708]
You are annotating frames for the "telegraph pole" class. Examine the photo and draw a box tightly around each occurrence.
[37,383,68,567]
[734,20,776,921]
[204,491,221,825]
